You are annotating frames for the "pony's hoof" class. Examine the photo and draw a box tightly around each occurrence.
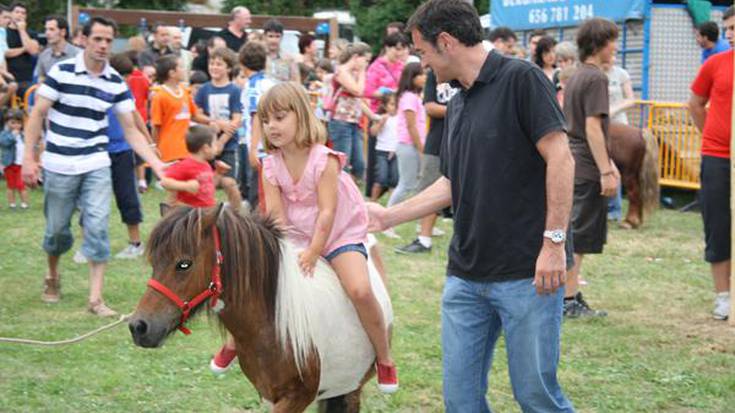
[620,219,640,230]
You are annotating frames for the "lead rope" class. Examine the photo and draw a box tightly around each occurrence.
[0,312,132,346]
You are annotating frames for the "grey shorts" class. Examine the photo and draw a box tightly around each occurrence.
[417,154,442,192]
[43,168,112,261]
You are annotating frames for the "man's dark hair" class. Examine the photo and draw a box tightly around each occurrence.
[724,6,735,21]
[44,15,70,40]
[698,21,719,43]
[109,52,134,76]
[186,125,214,153]
[190,70,208,85]
[576,18,619,62]
[151,21,167,34]
[9,1,27,13]
[154,54,178,83]
[533,36,557,68]
[406,0,483,48]
[488,27,517,42]
[263,18,284,35]
[239,41,267,71]
[298,33,315,54]
[383,32,409,49]
[82,16,118,37]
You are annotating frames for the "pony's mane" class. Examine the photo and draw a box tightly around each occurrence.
[146,206,283,322]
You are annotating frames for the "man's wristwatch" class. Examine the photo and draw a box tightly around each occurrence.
[543,229,566,244]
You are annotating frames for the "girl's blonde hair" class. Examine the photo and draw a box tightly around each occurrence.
[257,82,327,151]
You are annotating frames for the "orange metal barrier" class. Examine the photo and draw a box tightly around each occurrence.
[626,100,702,190]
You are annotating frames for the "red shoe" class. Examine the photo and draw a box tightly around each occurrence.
[376,362,399,393]
[209,345,237,375]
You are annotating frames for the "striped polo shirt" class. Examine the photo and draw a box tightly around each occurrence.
[37,52,134,175]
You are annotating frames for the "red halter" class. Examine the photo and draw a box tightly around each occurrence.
[146,225,224,335]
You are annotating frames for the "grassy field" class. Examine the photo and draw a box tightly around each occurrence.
[0,183,733,412]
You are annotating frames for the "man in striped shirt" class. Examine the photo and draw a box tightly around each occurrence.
[22,16,165,317]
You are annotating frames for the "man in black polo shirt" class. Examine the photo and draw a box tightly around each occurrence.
[4,1,39,97]
[218,6,250,53]
[368,1,575,411]
[138,22,172,74]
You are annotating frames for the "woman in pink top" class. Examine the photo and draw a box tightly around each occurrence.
[388,62,428,207]
[364,33,409,112]
[259,82,399,392]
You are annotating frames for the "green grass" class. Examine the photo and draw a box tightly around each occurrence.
[0,184,734,412]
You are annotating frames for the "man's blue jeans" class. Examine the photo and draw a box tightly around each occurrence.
[441,275,574,413]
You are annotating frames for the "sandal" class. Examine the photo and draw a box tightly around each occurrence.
[41,276,61,303]
[88,300,118,317]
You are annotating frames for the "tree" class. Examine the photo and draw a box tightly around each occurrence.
[221,0,349,17]
[350,0,489,53]
[20,0,187,30]
[221,0,489,51]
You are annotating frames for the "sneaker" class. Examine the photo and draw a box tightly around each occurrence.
[8,203,16,209]
[20,202,28,209]
[41,277,61,303]
[563,292,607,318]
[115,243,144,260]
[713,292,731,320]
[376,362,399,393]
[88,300,118,317]
[210,345,238,375]
[73,250,88,264]
[395,239,431,254]
[137,180,148,194]
[382,228,401,239]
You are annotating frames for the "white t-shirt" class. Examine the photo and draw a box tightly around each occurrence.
[606,65,631,125]
[13,132,24,165]
[375,114,399,152]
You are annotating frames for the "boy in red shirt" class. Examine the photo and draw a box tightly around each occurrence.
[125,50,153,193]
[688,5,734,321]
[161,125,240,210]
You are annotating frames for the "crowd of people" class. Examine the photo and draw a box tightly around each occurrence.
[0,0,733,410]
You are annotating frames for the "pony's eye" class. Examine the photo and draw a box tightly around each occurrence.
[175,260,193,271]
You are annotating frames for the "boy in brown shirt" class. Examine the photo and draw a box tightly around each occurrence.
[562,17,621,318]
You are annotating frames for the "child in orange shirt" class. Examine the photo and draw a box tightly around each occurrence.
[150,55,208,163]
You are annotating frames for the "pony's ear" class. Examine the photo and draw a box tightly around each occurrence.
[159,202,172,217]
[200,203,225,229]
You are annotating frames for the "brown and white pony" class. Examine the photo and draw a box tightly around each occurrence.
[609,122,660,228]
[128,205,392,412]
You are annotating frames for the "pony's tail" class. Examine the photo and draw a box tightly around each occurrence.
[639,128,660,217]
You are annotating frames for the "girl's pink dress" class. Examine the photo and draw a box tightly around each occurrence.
[262,144,368,256]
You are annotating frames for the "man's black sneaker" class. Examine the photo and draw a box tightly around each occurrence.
[394,239,431,254]
[563,292,607,318]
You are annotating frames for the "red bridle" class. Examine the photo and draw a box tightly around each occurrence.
[146,225,224,335]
